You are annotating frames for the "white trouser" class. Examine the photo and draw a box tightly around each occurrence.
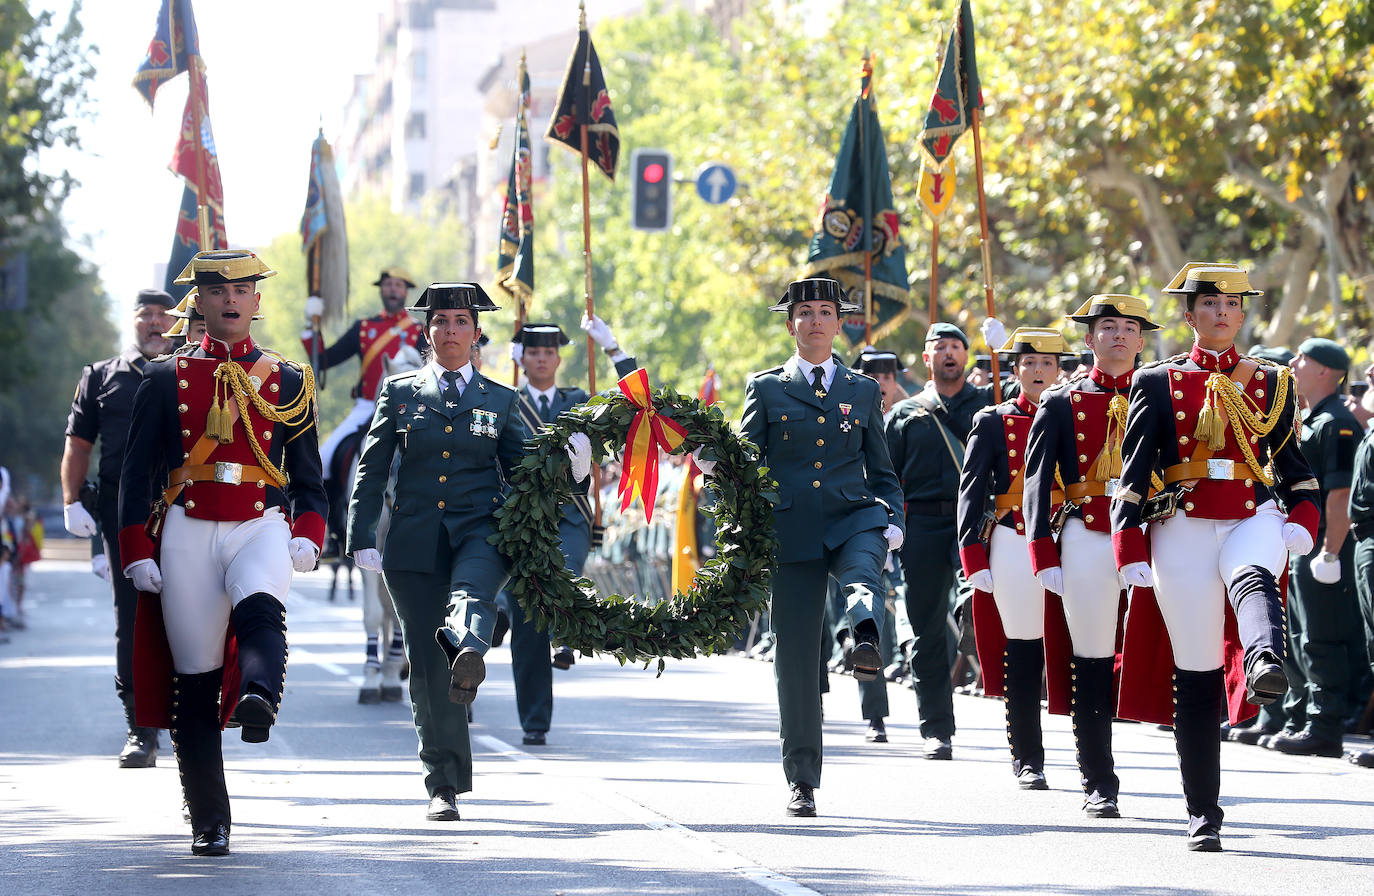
[989,524,1044,639]
[160,505,293,674]
[1058,519,1122,658]
[319,398,378,479]
[1148,500,1286,671]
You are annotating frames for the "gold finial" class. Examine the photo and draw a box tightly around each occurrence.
[579,0,587,30]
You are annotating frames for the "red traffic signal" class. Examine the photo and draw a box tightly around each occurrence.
[631,149,672,232]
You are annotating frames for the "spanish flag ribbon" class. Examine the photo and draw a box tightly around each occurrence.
[617,368,687,523]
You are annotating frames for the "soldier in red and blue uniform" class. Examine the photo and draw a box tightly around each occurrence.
[119,250,327,857]
[1023,294,1160,820]
[958,328,1075,792]
[1109,263,1320,852]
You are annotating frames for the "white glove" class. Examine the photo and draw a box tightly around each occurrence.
[126,558,163,593]
[1037,566,1064,595]
[882,523,904,552]
[968,569,994,592]
[304,296,325,320]
[691,446,717,477]
[64,502,97,537]
[1282,522,1314,557]
[884,552,895,573]
[509,342,523,364]
[567,432,592,481]
[980,317,1007,350]
[580,313,618,351]
[289,537,320,573]
[1310,550,1342,584]
[353,548,383,572]
[91,553,111,581]
[1120,561,1154,588]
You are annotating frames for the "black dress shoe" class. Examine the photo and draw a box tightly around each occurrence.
[865,719,888,743]
[786,783,816,817]
[551,646,576,670]
[522,730,547,746]
[436,629,486,705]
[843,636,882,682]
[235,691,276,744]
[923,737,953,760]
[191,823,230,856]
[1227,724,1277,746]
[118,728,158,768]
[426,787,461,821]
[1347,748,1374,768]
[1187,823,1222,852]
[1016,767,1048,790]
[1267,730,1343,758]
[1244,651,1287,705]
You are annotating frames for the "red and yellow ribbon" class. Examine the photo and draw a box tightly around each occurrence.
[617,368,687,523]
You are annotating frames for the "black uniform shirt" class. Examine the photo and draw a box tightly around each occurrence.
[66,347,150,490]
[1348,428,1374,539]
[1302,391,1360,539]
[886,381,993,507]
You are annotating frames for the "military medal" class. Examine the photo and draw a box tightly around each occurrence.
[471,409,498,437]
[839,403,853,432]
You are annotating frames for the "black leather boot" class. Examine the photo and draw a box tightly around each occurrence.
[230,593,288,744]
[1071,656,1119,816]
[118,695,158,769]
[171,670,231,856]
[1227,566,1289,704]
[1004,639,1047,790]
[1173,667,1225,851]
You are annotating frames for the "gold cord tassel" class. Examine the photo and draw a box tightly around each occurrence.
[206,366,235,444]
[1094,394,1129,481]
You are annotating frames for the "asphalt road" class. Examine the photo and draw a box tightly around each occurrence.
[2,560,1371,895]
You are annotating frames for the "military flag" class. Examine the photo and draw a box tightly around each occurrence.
[300,131,349,329]
[546,7,619,180]
[497,56,535,307]
[919,0,983,170]
[163,183,202,300]
[132,0,200,109]
[805,56,910,345]
[168,60,226,245]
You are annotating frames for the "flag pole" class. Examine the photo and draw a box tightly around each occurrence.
[859,52,874,345]
[512,299,525,386]
[928,32,944,329]
[970,106,1001,402]
[576,5,603,530]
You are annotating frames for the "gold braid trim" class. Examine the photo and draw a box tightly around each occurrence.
[207,360,317,487]
[1193,366,1291,486]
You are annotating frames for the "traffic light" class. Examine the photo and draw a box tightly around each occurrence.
[630,148,672,231]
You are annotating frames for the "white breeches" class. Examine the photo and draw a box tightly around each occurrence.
[160,506,293,674]
[319,398,378,478]
[1058,519,1122,659]
[989,525,1044,639]
[1148,500,1286,671]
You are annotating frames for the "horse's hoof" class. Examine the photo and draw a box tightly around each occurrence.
[358,688,380,705]
[380,686,404,703]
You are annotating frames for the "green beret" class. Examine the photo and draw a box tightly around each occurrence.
[924,322,969,348]
[1297,337,1349,373]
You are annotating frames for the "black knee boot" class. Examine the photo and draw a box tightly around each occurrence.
[1071,656,1119,816]
[1173,667,1225,851]
[230,593,288,744]
[1004,639,1047,789]
[171,670,231,856]
[1227,565,1289,704]
[118,694,159,768]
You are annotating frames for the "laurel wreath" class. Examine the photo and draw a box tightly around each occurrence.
[490,387,778,671]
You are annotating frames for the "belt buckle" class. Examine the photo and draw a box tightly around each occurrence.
[213,461,243,485]
[1104,478,1119,498]
[1206,458,1234,481]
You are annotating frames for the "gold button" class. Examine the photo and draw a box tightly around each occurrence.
[1184,502,1195,511]
[257,480,265,488]
[183,451,191,460]
[1244,479,1253,487]
[179,379,189,388]
[1255,389,1264,398]
[1173,390,1183,399]
[178,403,189,412]
[814,461,822,469]
[1250,435,1258,444]
[186,500,195,509]
[1012,504,1020,511]
[1179,436,1189,444]
[816,438,824,447]
[817,416,825,424]
[263,430,272,440]
[1076,432,1085,441]
[271,364,280,373]
[1176,411,1186,420]
[445,425,453,433]
[1007,432,1016,441]
[442,450,450,459]
[438,475,447,483]
[1009,449,1017,457]
[812,480,821,488]
[178,359,188,368]
[781,415,788,422]
[270,383,279,393]
[1173,372,1182,381]
[1079,454,1088,462]
[1073,394,1081,402]
[1076,412,1086,421]
[182,429,191,437]
[1085,514,1095,523]
[1245,500,1255,509]
[254,501,265,511]
[437,500,446,509]
[1016,522,1024,531]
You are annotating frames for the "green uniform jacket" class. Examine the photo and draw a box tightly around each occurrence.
[347,365,528,572]
[740,357,904,564]
[1301,392,1360,540]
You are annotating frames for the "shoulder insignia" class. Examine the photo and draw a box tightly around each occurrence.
[749,365,785,380]
[483,377,517,395]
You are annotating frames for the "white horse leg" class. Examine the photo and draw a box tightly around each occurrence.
[379,579,406,702]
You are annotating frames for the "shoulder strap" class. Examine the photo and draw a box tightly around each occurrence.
[914,392,966,470]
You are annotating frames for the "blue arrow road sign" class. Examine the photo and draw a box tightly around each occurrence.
[695,163,737,205]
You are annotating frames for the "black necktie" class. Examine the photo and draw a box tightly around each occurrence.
[539,393,553,423]
[811,367,827,400]
[442,370,463,401]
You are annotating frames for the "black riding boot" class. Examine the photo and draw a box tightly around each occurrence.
[230,593,288,744]
[1004,639,1047,789]
[1071,656,1119,816]
[171,669,231,856]
[1173,667,1225,851]
[118,694,159,768]
[1227,565,1289,704]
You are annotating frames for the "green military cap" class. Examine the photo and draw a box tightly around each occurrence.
[768,277,862,313]
[1067,293,1161,330]
[996,327,1075,358]
[1247,344,1295,366]
[173,250,276,286]
[1297,337,1350,373]
[408,282,501,314]
[1162,261,1263,296]
[513,322,571,348]
[924,322,969,348]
